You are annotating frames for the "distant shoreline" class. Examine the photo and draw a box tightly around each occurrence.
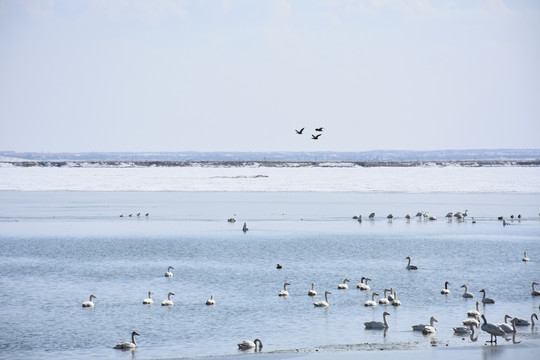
[1,149,540,164]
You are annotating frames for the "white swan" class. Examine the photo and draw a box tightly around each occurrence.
[480,314,506,344]
[522,251,529,262]
[364,311,390,329]
[462,317,480,327]
[441,281,450,295]
[113,331,139,350]
[461,284,474,298]
[82,294,96,308]
[405,256,418,270]
[313,290,331,307]
[514,313,537,326]
[379,289,390,305]
[531,281,540,296]
[356,277,371,290]
[453,323,476,334]
[237,338,262,351]
[412,316,437,332]
[278,282,290,297]
[308,283,317,296]
[161,292,175,306]
[387,288,395,301]
[498,315,514,333]
[422,317,438,335]
[391,291,401,306]
[206,294,215,305]
[164,266,174,278]
[142,291,154,305]
[479,289,495,304]
[467,301,481,319]
[338,278,350,289]
[364,292,379,307]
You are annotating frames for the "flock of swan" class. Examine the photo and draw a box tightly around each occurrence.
[82,255,539,352]
[81,265,222,350]
[271,256,540,346]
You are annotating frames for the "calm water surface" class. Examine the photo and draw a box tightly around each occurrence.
[0,191,539,359]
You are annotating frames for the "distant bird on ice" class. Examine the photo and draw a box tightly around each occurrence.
[242,222,248,232]
[295,128,304,134]
[311,134,321,140]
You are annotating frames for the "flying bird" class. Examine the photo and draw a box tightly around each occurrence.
[315,127,324,132]
[312,134,321,140]
[295,128,304,134]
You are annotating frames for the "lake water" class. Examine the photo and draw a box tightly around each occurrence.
[0,191,539,359]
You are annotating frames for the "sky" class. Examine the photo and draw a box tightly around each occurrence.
[0,0,539,153]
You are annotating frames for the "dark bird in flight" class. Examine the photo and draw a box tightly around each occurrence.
[315,127,324,132]
[312,134,321,140]
[295,128,304,134]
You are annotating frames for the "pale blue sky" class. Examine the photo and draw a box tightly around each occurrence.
[1,0,539,152]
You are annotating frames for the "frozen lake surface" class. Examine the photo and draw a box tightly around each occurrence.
[0,190,539,360]
[0,165,539,192]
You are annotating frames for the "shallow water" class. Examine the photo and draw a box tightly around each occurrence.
[0,191,539,359]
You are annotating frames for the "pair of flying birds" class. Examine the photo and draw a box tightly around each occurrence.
[296,127,324,140]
